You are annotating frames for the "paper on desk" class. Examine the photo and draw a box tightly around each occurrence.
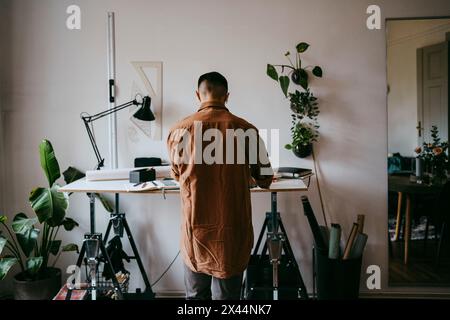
[124,179,180,192]
[86,166,171,181]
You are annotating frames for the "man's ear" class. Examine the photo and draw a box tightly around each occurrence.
[195,90,201,102]
[225,92,230,103]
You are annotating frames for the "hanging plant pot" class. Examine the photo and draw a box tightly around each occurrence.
[293,143,313,158]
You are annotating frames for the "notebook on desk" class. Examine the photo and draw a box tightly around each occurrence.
[125,179,180,192]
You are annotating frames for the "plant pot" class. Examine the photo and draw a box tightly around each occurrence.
[314,249,362,299]
[293,143,313,158]
[13,267,62,300]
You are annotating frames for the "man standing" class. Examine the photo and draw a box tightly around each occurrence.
[167,72,273,300]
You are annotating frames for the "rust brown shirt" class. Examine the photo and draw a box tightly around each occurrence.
[167,100,273,279]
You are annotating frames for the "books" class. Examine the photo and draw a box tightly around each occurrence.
[53,283,88,300]
[277,167,313,179]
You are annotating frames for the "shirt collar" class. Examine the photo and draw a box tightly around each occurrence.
[198,100,228,112]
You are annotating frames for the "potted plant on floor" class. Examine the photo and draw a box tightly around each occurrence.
[0,139,80,300]
[267,42,323,158]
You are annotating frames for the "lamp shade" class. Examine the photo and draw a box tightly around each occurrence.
[133,96,155,121]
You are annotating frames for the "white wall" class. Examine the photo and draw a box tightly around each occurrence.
[1,0,450,296]
[387,19,450,156]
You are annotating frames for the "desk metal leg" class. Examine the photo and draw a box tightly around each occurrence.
[404,194,411,264]
[89,193,96,234]
[122,217,153,294]
[394,192,403,241]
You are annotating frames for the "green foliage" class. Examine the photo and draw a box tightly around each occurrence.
[289,89,319,121]
[266,42,323,151]
[0,258,18,280]
[39,140,61,187]
[0,140,79,281]
[296,42,309,53]
[29,185,69,227]
[415,126,449,185]
[279,76,290,97]
[286,121,319,150]
[266,64,278,81]
[62,167,113,213]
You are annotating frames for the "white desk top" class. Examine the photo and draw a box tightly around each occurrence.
[59,178,308,194]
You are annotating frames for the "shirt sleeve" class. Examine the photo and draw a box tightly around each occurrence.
[166,129,180,181]
[249,131,273,189]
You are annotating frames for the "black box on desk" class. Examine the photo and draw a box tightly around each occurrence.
[129,168,156,184]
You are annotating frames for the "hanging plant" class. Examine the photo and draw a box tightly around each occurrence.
[267,42,323,158]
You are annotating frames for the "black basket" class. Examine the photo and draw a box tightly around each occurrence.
[313,248,362,300]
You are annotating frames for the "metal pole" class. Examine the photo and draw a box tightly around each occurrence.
[107,12,120,214]
[89,193,96,234]
[107,12,117,169]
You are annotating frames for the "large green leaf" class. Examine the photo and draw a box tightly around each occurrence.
[296,42,309,53]
[62,243,79,253]
[39,140,61,187]
[62,217,79,231]
[25,257,43,275]
[312,66,323,77]
[63,167,85,184]
[0,236,6,255]
[48,240,62,255]
[0,257,17,280]
[266,64,279,81]
[16,228,39,257]
[279,75,290,97]
[95,194,114,213]
[11,213,37,234]
[29,185,69,227]
[298,69,308,90]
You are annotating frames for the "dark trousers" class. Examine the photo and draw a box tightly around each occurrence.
[184,264,243,300]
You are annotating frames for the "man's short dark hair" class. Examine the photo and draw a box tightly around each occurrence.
[198,71,228,93]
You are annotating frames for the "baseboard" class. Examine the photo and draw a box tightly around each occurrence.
[155,290,450,300]
[359,291,450,299]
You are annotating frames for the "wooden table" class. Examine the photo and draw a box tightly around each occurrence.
[388,175,442,264]
[60,177,308,194]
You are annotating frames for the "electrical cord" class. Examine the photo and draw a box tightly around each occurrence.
[151,250,180,287]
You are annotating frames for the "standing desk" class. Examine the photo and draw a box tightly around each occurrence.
[60,177,309,299]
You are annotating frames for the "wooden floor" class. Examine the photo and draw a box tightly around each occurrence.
[389,239,450,286]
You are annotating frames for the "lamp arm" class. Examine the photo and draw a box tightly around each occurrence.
[81,99,140,169]
[83,117,104,169]
[86,100,138,122]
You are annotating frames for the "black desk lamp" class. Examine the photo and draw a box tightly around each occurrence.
[76,94,155,299]
[81,95,155,170]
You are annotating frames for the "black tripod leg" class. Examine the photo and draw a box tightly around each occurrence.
[99,240,123,300]
[65,241,87,300]
[103,217,113,244]
[76,241,87,268]
[122,217,154,295]
[279,219,309,299]
[253,218,268,256]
